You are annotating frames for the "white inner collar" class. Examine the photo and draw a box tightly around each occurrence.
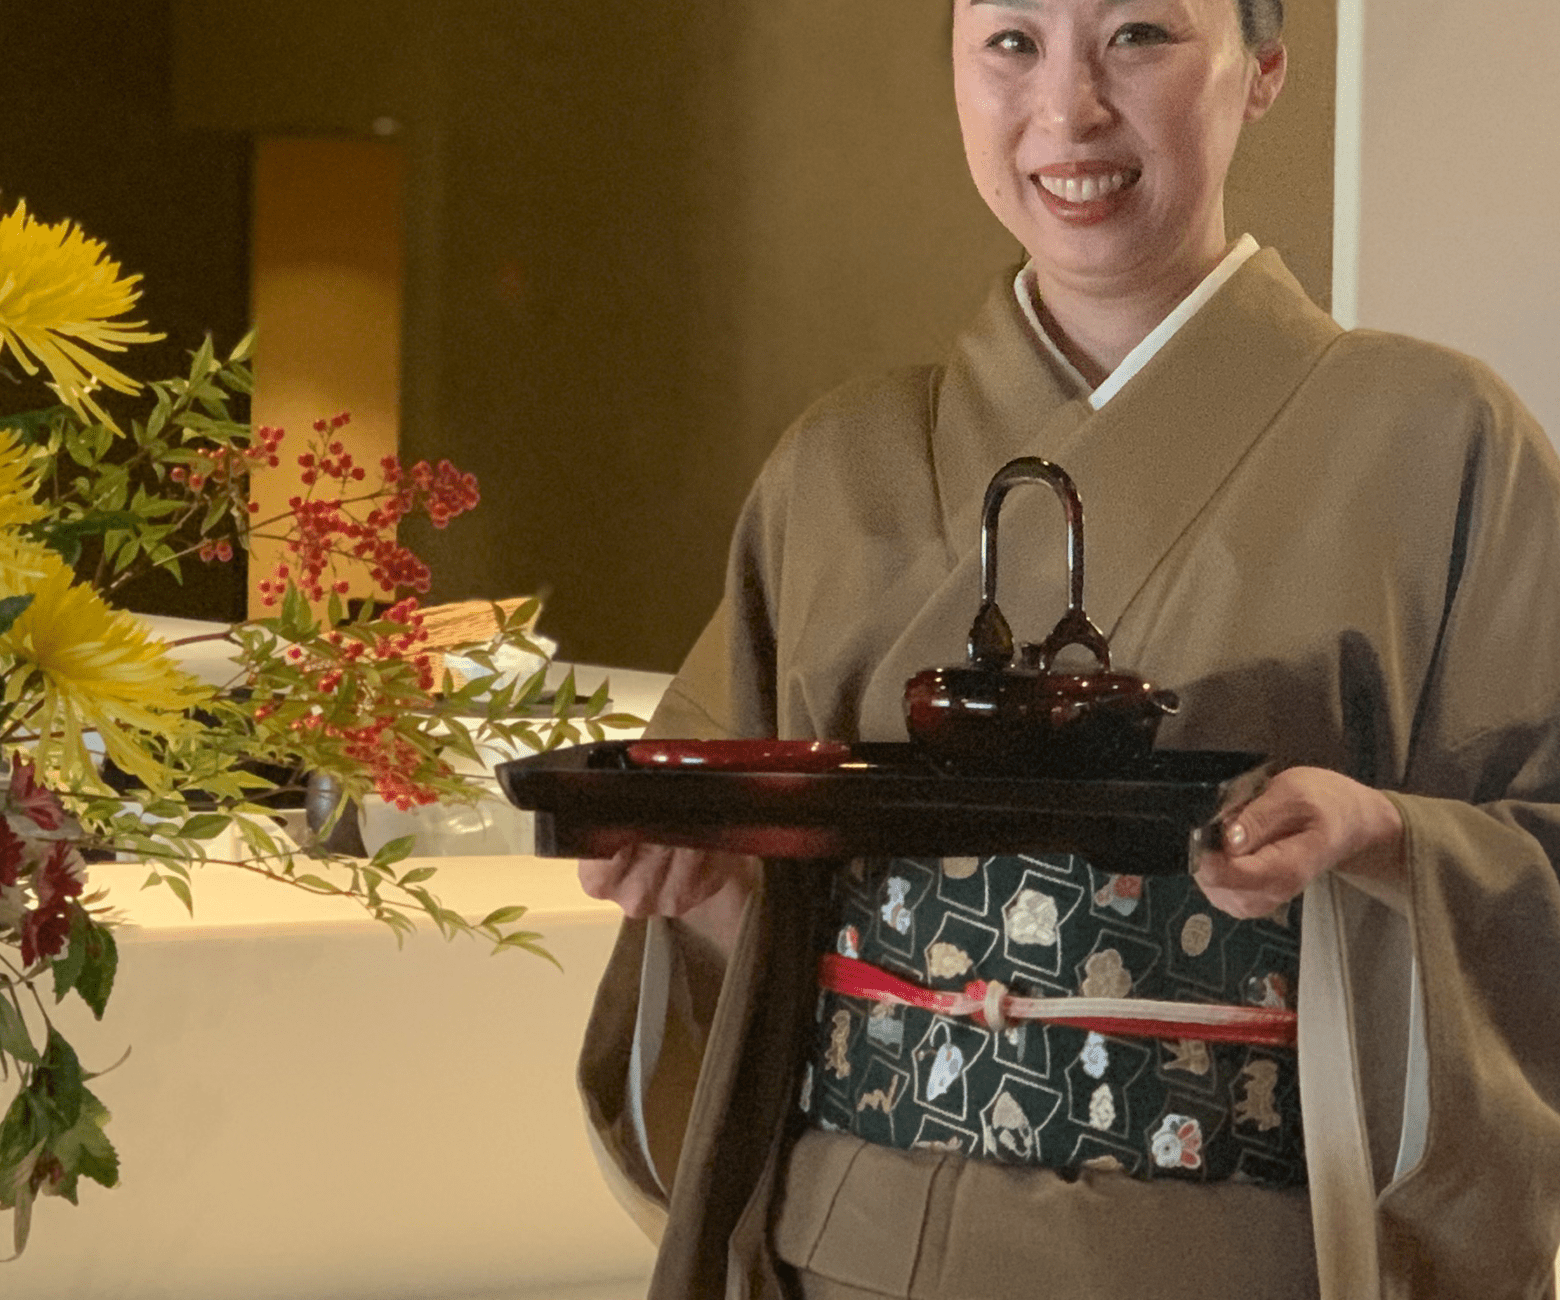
[1015,234,1260,410]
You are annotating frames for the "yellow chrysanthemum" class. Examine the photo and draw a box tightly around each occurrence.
[0,533,53,595]
[0,199,163,430]
[0,426,44,531]
[0,557,210,791]
[0,426,51,591]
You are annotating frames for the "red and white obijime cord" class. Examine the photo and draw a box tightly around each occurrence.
[818,952,1297,1048]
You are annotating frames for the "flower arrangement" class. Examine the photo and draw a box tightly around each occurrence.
[0,199,630,1255]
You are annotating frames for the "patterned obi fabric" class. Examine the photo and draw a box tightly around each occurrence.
[801,854,1306,1186]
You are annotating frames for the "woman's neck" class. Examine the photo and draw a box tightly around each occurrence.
[1035,238,1238,388]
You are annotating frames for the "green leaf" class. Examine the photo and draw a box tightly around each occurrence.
[0,1090,45,1177]
[51,908,90,1004]
[36,1030,86,1128]
[594,712,646,730]
[177,813,230,840]
[200,496,228,535]
[0,999,39,1066]
[0,593,33,637]
[438,716,481,765]
[147,396,170,440]
[0,405,70,444]
[397,866,437,886]
[48,1087,118,1195]
[370,835,416,869]
[3,1142,42,1254]
[478,905,529,928]
[279,584,316,640]
[187,334,216,384]
[162,874,194,916]
[26,511,143,564]
[235,817,281,859]
[75,924,118,1021]
[294,874,335,892]
[495,932,562,970]
[513,666,547,707]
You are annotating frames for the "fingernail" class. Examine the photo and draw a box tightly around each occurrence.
[1225,820,1247,852]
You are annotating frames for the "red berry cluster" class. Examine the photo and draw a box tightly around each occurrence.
[281,708,446,810]
[254,414,482,607]
[171,424,285,492]
[252,599,446,809]
[164,423,287,564]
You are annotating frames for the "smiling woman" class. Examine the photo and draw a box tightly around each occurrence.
[951,0,1286,384]
[576,0,1560,1296]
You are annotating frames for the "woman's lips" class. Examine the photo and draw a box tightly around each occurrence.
[1031,166,1141,225]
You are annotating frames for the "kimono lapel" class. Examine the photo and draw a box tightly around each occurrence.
[934,250,1341,656]
[930,268,1094,533]
[858,252,1338,739]
[1056,250,1342,653]
[853,276,1091,738]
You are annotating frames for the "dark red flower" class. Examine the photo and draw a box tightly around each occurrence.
[33,842,85,910]
[21,903,72,966]
[0,818,23,888]
[9,755,66,831]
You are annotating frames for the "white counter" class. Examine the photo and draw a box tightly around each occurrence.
[6,654,671,1300]
[7,857,658,1300]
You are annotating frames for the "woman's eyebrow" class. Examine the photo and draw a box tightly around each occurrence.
[969,0,1044,10]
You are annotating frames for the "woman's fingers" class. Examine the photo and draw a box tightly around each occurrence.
[1195,831,1323,918]
[1194,766,1404,918]
[577,843,750,918]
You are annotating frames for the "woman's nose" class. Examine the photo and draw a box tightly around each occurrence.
[1037,51,1113,138]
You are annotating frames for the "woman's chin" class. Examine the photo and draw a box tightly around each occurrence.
[1024,223,1158,291]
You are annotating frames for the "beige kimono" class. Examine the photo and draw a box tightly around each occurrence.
[580,250,1560,1298]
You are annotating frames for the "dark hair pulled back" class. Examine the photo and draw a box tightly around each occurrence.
[1237,0,1284,47]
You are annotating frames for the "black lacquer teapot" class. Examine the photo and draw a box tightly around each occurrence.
[903,457,1179,774]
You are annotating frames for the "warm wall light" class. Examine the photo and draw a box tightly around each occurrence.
[248,137,405,618]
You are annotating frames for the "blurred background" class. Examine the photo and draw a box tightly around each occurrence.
[0,0,1341,669]
[7,1,1555,671]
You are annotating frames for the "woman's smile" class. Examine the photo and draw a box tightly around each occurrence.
[1032,163,1143,224]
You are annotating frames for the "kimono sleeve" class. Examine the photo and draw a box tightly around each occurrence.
[575,433,797,1233]
[1371,383,1560,1297]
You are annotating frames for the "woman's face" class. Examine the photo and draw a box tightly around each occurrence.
[952,0,1284,302]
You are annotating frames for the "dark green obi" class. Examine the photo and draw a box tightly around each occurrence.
[802,854,1306,1187]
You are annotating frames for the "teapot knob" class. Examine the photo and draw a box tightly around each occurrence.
[967,600,1014,669]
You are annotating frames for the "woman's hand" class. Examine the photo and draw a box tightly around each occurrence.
[1193,766,1405,919]
[578,843,760,960]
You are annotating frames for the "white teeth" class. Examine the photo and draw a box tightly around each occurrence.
[1038,170,1132,203]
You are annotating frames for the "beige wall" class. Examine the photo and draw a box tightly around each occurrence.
[249,139,405,616]
[177,2,1337,671]
[1335,0,1560,441]
[1228,0,1335,311]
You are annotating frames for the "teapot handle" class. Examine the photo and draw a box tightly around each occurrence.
[968,457,1112,672]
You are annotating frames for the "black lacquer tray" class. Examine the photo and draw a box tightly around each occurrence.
[495,741,1267,875]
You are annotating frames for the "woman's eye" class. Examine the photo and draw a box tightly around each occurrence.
[985,28,1039,56]
[1109,22,1171,47]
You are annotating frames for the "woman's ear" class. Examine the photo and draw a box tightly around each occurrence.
[1244,41,1287,122]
